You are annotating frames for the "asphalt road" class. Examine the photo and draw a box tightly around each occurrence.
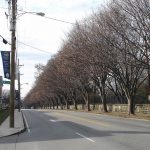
[0,109,150,150]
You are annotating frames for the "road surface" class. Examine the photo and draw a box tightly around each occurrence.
[0,109,150,150]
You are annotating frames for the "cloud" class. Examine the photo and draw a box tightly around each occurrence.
[19,0,98,10]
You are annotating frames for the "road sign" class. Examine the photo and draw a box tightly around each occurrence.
[3,81,11,84]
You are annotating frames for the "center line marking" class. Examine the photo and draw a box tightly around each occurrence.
[76,132,95,143]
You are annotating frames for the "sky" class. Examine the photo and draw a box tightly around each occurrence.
[0,0,108,98]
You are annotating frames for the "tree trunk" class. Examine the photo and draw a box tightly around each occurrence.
[61,104,63,110]
[66,101,69,109]
[52,100,55,109]
[86,93,90,111]
[93,87,96,110]
[102,93,108,112]
[73,91,78,110]
[128,98,134,115]
[82,103,85,110]
[58,97,63,110]
[74,100,78,110]
[87,100,90,111]
[98,87,108,112]
[56,99,59,109]
[124,88,135,115]
[49,102,52,109]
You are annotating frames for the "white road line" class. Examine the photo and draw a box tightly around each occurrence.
[49,119,57,122]
[23,113,31,133]
[76,132,95,143]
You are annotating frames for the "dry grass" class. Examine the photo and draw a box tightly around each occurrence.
[96,111,150,120]
[89,110,150,120]
[42,108,150,121]
[71,109,150,120]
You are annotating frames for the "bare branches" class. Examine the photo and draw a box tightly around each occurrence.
[24,0,149,114]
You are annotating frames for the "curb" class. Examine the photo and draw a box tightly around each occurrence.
[0,110,26,138]
[21,110,27,133]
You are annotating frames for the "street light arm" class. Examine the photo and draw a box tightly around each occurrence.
[17,10,45,18]
[17,10,74,25]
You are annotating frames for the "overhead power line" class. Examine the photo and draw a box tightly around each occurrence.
[17,41,51,54]
[37,15,74,25]
[0,34,52,54]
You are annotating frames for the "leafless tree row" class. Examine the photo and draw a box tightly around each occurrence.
[24,0,150,114]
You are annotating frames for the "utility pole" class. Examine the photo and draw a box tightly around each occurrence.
[9,0,17,128]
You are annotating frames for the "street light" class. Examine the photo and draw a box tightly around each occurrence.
[17,10,45,18]
[33,12,45,17]
[17,10,74,25]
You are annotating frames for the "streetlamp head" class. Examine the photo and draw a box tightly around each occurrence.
[36,12,45,17]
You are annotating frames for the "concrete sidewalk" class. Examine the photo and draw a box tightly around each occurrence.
[0,110,25,138]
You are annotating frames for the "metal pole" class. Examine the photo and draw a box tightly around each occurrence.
[18,59,21,112]
[0,76,3,109]
[9,0,17,128]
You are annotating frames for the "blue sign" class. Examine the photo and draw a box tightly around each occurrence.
[1,51,10,79]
